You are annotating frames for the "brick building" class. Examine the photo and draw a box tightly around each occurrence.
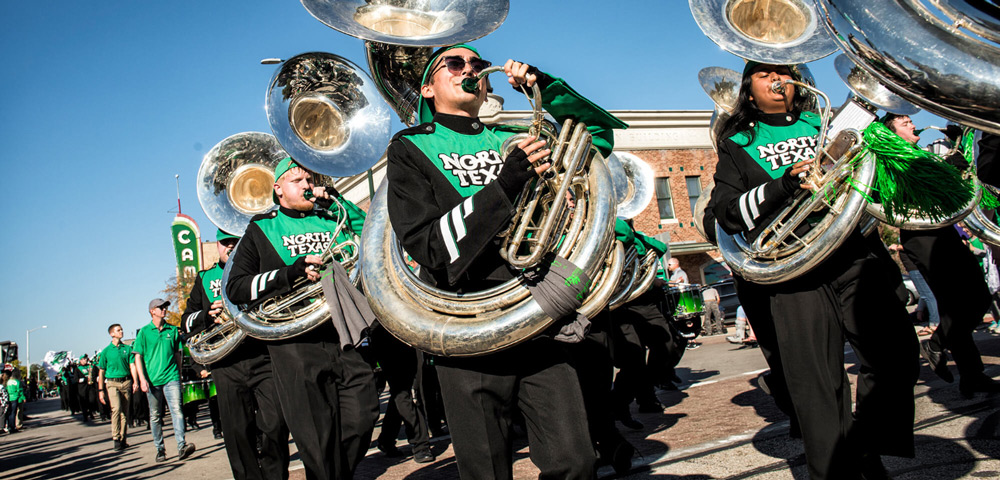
[333,102,730,287]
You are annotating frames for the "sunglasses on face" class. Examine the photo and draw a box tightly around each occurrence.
[433,56,492,76]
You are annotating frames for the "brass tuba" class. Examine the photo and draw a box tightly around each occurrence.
[815,0,1000,135]
[829,53,984,230]
[303,0,508,126]
[186,316,245,365]
[223,0,514,346]
[962,134,1000,246]
[604,152,658,310]
[265,52,392,178]
[690,0,878,283]
[221,212,361,341]
[693,64,815,244]
[202,129,352,342]
[361,74,622,356]
[218,32,400,341]
[190,132,290,363]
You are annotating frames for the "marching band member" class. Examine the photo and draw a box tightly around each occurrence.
[573,219,639,474]
[612,229,678,407]
[882,114,1000,397]
[225,158,378,480]
[180,228,290,480]
[385,43,626,479]
[710,61,918,479]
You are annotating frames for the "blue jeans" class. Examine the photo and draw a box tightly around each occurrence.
[5,400,18,431]
[909,269,940,327]
[147,380,185,451]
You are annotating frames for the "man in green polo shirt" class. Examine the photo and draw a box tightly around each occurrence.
[133,298,196,462]
[97,323,138,452]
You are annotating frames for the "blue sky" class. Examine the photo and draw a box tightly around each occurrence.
[0,1,947,365]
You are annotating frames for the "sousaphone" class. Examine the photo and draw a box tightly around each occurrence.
[815,0,1000,135]
[605,152,659,309]
[190,132,289,363]
[362,70,622,356]
[689,0,878,283]
[200,128,347,342]
[832,54,984,230]
[303,0,510,126]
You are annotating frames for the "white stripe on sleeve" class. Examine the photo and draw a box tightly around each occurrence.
[747,185,762,219]
[250,274,262,301]
[439,215,460,263]
[451,207,466,241]
[738,192,756,230]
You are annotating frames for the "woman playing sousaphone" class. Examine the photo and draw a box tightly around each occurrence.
[709,61,919,479]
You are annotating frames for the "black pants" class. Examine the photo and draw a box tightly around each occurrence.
[436,337,596,480]
[213,342,289,480]
[182,394,221,431]
[268,324,379,480]
[764,234,918,479]
[902,227,991,378]
[78,384,94,419]
[569,312,631,464]
[373,327,431,454]
[611,292,680,411]
[733,275,796,419]
[415,353,447,434]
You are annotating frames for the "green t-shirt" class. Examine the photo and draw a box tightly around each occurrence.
[97,341,134,379]
[132,321,181,387]
[6,378,24,402]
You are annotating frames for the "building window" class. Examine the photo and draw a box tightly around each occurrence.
[686,176,702,216]
[655,177,674,220]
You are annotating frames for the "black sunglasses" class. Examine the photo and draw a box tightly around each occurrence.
[432,56,492,76]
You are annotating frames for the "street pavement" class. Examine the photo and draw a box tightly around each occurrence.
[2,326,998,479]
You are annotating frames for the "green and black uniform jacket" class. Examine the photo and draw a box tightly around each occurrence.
[226,198,365,309]
[181,262,225,339]
[711,111,821,242]
[387,72,626,290]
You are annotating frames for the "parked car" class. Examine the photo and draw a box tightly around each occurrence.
[901,273,920,306]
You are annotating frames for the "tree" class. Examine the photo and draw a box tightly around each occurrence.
[29,364,48,383]
[161,274,195,327]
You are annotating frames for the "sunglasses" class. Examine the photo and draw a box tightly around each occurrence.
[433,56,492,76]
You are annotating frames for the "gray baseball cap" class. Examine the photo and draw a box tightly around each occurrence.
[148,298,170,310]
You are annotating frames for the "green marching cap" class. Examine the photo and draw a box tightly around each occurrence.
[272,157,299,204]
[216,228,240,242]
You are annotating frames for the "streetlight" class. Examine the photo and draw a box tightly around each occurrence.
[27,325,47,383]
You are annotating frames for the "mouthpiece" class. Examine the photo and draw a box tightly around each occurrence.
[770,81,786,94]
[461,77,480,94]
[914,126,944,134]
[303,189,314,200]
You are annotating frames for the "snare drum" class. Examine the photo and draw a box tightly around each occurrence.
[207,380,217,398]
[670,285,703,318]
[182,380,208,405]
